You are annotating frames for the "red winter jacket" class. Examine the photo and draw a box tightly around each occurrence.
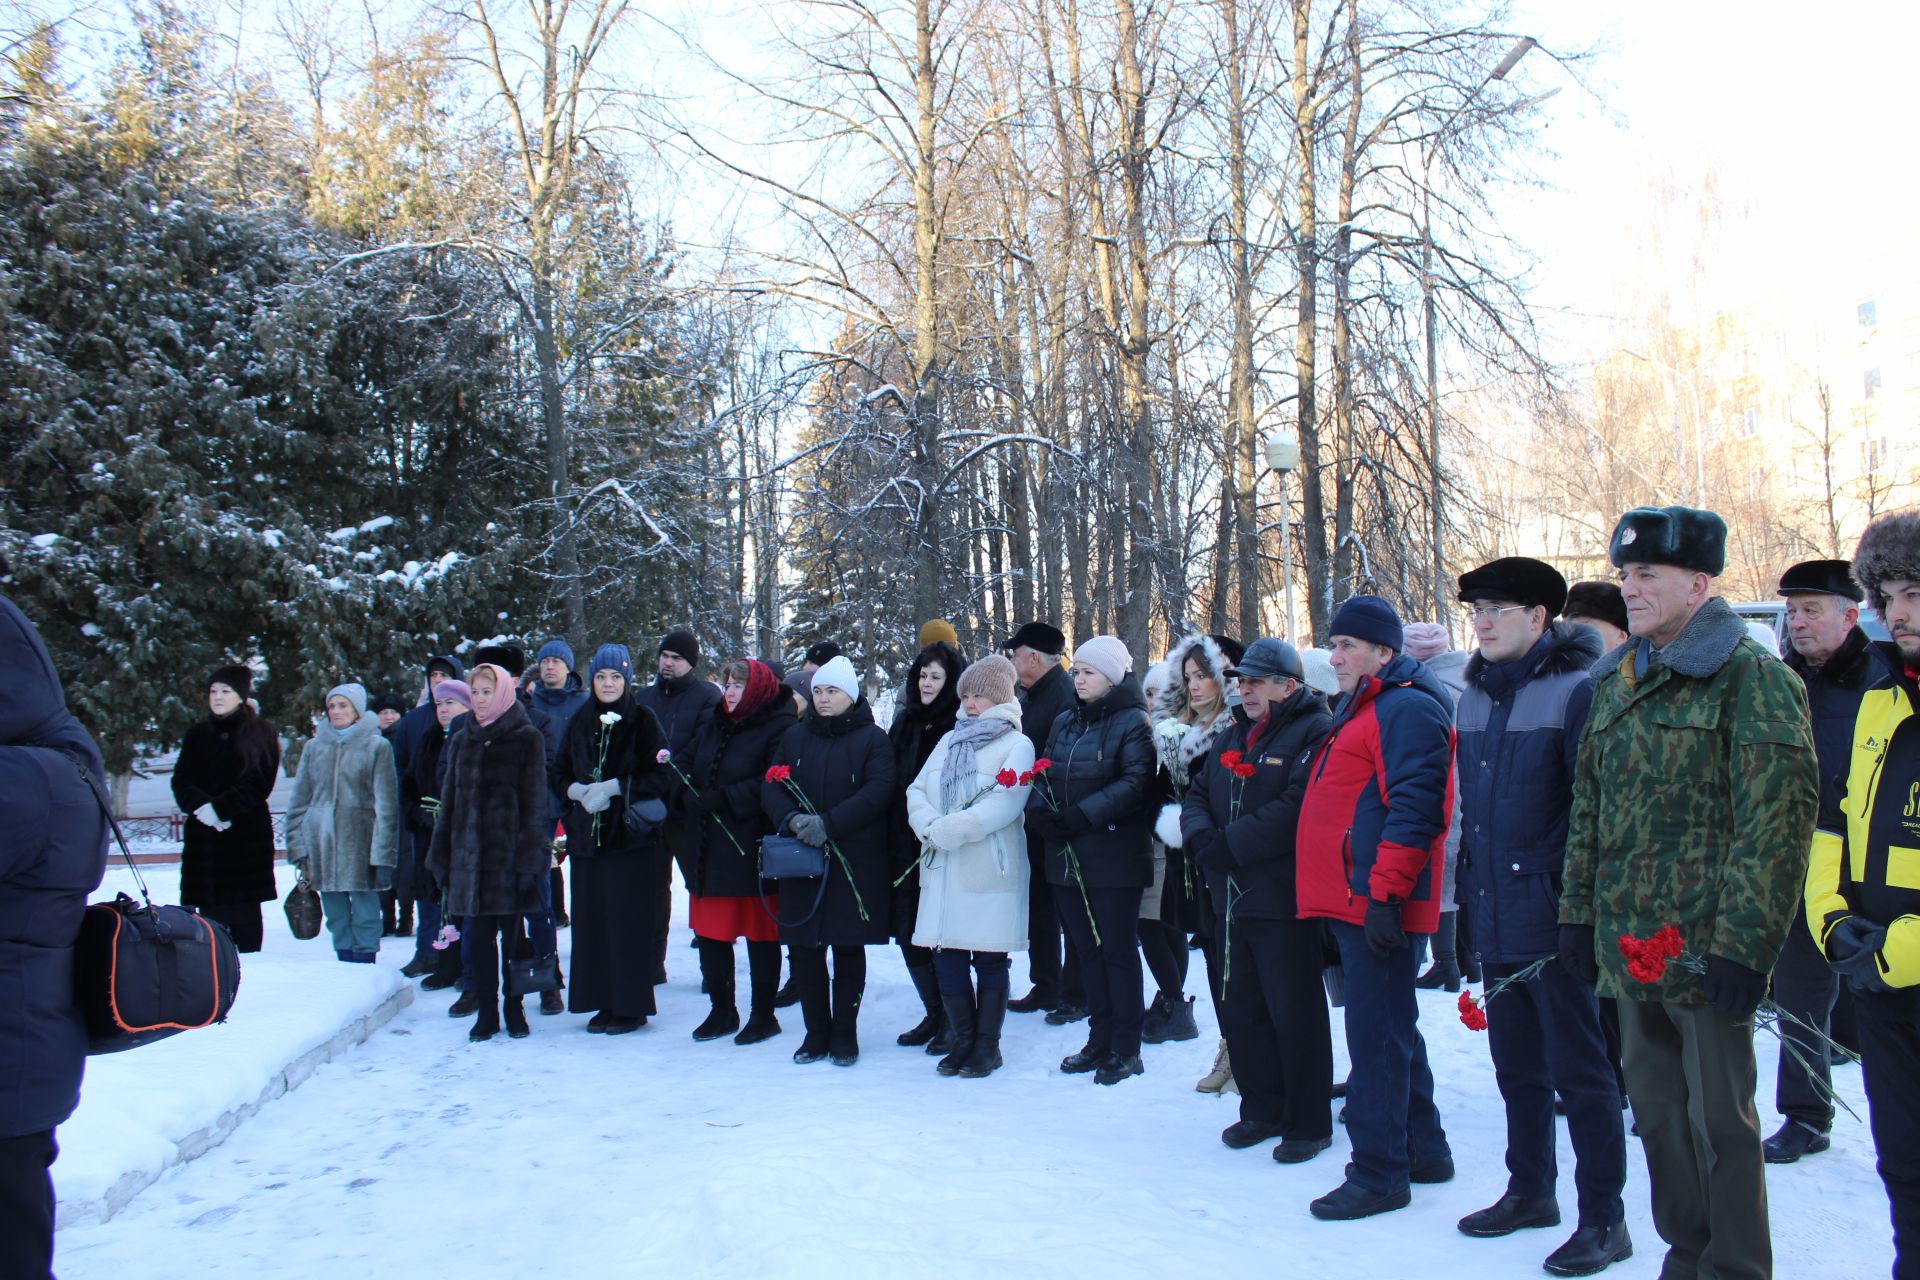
[1295,654,1456,933]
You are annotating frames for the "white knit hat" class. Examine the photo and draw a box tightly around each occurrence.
[1072,635,1132,687]
[810,655,861,701]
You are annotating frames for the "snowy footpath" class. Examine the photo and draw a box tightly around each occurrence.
[54,873,1889,1279]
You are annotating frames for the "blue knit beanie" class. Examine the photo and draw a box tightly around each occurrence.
[590,643,633,682]
[1328,595,1404,652]
[537,637,575,669]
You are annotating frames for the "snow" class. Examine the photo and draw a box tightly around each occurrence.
[31,532,61,547]
[55,865,408,1227]
[358,515,395,534]
[51,880,1891,1278]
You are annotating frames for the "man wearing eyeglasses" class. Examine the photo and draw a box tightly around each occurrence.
[1559,506,1818,1280]
[1452,558,1630,1276]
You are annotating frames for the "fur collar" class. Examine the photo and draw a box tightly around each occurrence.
[1152,633,1233,727]
[1597,596,1749,681]
[1467,620,1602,688]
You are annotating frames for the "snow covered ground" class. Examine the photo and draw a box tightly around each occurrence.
[54,872,1890,1279]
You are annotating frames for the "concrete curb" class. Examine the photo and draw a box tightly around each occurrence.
[55,982,415,1228]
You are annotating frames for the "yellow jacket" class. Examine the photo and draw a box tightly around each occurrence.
[1805,656,1920,986]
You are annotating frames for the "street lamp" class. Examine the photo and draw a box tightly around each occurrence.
[1423,34,1538,642]
[1264,430,1300,642]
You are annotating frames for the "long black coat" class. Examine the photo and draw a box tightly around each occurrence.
[1018,662,1077,876]
[637,672,723,865]
[0,595,108,1139]
[552,691,669,859]
[426,701,549,918]
[763,699,896,947]
[172,709,282,907]
[887,653,961,934]
[1181,689,1332,921]
[1785,625,1891,830]
[680,694,797,898]
[1027,674,1157,889]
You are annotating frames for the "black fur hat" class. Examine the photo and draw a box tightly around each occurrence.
[1608,506,1727,576]
[208,664,253,697]
[1854,509,1920,615]
[469,643,526,678]
[1565,582,1628,633]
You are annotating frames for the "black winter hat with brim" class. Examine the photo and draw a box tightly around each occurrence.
[1225,638,1303,682]
[1458,557,1569,616]
[1854,508,1920,615]
[1565,582,1628,633]
[1779,559,1865,603]
[1608,505,1727,576]
[1003,621,1067,656]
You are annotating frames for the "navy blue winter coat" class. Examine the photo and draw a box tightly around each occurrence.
[387,654,465,792]
[1455,621,1600,965]
[0,595,108,1138]
[637,672,724,864]
[1784,626,1890,832]
[527,673,589,824]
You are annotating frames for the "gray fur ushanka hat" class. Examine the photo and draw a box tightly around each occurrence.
[1854,508,1920,615]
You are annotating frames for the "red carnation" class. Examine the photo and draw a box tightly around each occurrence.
[996,768,1019,788]
[1458,990,1488,1032]
[1220,749,1243,769]
[1231,760,1256,780]
[1030,758,1053,774]
[765,764,792,783]
[1618,928,1685,984]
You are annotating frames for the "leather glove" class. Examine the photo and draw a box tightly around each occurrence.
[567,781,590,802]
[1557,923,1598,985]
[1701,953,1768,1016]
[1026,808,1068,842]
[374,864,394,891]
[1363,897,1406,957]
[1827,916,1887,964]
[789,812,828,847]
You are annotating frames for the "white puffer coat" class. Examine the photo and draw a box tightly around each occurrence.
[906,699,1035,953]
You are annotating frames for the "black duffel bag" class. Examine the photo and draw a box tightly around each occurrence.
[66,755,243,1054]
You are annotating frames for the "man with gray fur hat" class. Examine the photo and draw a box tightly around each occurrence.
[1559,505,1817,1280]
[1803,507,1920,1280]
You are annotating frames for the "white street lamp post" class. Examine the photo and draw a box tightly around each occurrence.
[1264,431,1301,642]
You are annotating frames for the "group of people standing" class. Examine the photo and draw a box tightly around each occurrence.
[49,500,1919,1280]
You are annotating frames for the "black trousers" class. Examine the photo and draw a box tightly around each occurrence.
[462,915,518,1006]
[1484,959,1627,1227]
[1054,883,1143,1056]
[1221,915,1332,1140]
[199,902,263,953]
[1859,993,1920,1280]
[1772,903,1840,1131]
[0,1129,56,1280]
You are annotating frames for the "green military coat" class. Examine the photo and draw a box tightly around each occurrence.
[1561,597,1818,1003]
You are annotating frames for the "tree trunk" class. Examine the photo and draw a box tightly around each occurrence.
[1291,0,1331,642]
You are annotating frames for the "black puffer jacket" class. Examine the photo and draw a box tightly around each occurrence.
[1785,625,1891,831]
[763,699,896,947]
[1181,688,1332,920]
[681,694,797,898]
[171,708,282,907]
[426,701,550,917]
[1027,674,1157,889]
[0,595,108,1139]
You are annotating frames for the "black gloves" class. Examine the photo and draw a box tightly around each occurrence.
[1363,897,1406,957]
[1059,805,1092,837]
[1701,954,1768,1016]
[1191,830,1233,873]
[1027,808,1069,842]
[1557,924,1598,985]
[1829,918,1892,993]
[789,812,828,847]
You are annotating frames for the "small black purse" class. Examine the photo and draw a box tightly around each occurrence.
[758,833,829,928]
[505,921,562,998]
[623,795,669,837]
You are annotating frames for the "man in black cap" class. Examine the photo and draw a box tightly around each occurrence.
[1453,558,1630,1275]
[1565,581,1630,655]
[1002,621,1085,1017]
[1766,559,1892,1163]
[1182,638,1336,1163]
[637,630,721,983]
[801,642,841,676]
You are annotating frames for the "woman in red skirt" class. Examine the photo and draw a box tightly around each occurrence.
[674,658,798,1044]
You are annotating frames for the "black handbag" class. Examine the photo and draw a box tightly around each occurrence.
[623,794,669,837]
[67,756,243,1054]
[284,872,323,941]
[505,922,562,998]
[758,833,829,927]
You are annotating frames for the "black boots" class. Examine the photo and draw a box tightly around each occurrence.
[504,999,530,1039]
[1458,1193,1561,1238]
[1542,1223,1633,1276]
[469,1002,500,1042]
[1416,910,1464,991]
[792,956,831,1064]
[736,942,783,1045]
[694,939,741,1041]
[937,991,977,1076]
[899,960,948,1049]
[1141,994,1198,1044]
[397,899,414,939]
[550,865,568,928]
[959,987,1007,1078]
[829,962,863,1066]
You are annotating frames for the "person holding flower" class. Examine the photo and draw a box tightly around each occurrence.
[888,641,966,1052]
[1024,635,1156,1086]
[905,653,1034,1078]
[678,658,797,1045]
[554,644,670,1035]
[1181,638,1334,1162]
[762,655,895,1066]
[1449,557,1628,1276]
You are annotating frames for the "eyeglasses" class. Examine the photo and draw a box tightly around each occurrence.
[1461,603,1529,622]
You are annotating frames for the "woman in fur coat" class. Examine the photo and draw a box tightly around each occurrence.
[285,682,398,963]
[426,664,551,1042]
[172,664,281,952]
[905,654,1033,1078]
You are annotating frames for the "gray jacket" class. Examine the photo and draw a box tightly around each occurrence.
[286,715,399,892]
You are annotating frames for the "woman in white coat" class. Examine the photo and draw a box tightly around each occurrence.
[906,655,1034,1078]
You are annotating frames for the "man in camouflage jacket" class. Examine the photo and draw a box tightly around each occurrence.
[1559,505,1818,1280]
